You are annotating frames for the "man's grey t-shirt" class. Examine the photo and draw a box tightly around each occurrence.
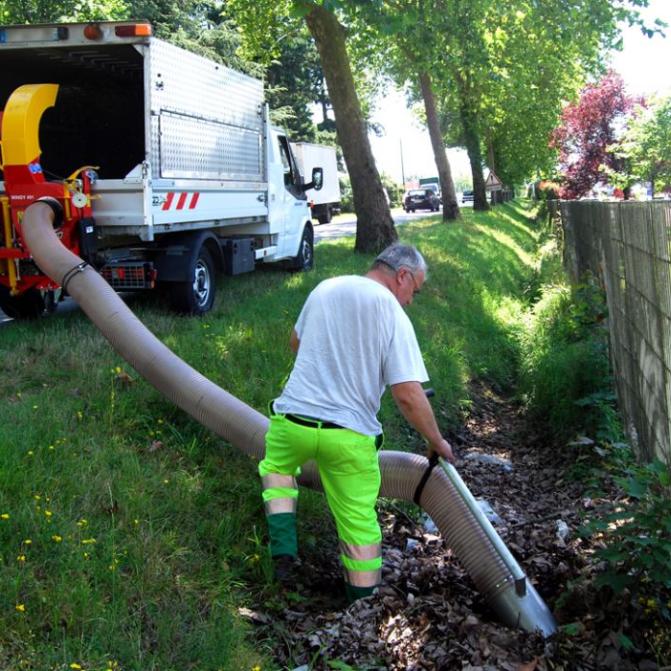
[274,275,428,435]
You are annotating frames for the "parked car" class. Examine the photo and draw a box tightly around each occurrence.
[404,189,440,212]
[461,190,474,203]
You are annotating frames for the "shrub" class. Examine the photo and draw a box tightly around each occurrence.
[339,175,353,213]
[520,280,612,439]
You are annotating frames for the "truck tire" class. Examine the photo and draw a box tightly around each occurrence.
[170,247,216,315]
[0,286,48,320]
[291,226,314,272]
[317,205,332,225]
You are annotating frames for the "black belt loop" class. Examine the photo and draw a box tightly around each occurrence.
[413,453,440,505]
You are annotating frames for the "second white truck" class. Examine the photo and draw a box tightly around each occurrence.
[292,143,340,225]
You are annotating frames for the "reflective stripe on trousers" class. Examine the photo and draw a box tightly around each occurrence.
[262,473,298,515]
[340,540,382,587]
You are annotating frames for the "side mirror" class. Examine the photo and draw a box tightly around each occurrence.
[304,167,323,192]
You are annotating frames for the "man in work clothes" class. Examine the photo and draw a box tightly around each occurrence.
[259,244,454,601]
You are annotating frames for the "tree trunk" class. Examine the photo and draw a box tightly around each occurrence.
[419,71,459,221]
[460,100,489,211]
[305,6,396,253]
[487,137,496,174]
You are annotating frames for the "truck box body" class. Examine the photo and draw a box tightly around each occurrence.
[0,25,269,240]
[0,22,316,316]
[291,142,340,224]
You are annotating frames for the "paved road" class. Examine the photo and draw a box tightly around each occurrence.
[314,208,443,243]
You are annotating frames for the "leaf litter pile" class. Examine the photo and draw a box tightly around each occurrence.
[245,386,668,670]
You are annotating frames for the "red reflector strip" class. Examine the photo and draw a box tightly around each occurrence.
[162,192,175,211]
[160,192,200,211]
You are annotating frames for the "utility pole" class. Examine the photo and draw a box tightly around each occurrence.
[400,138,406,189]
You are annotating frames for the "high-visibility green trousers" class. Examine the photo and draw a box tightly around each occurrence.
[259,410,382,600]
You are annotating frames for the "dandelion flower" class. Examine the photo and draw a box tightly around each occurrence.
[17,555,26,562]
[1,513,9,520]
[81,538,96,545]
[44,510,52,518]
[51,535,62,543]
[70,664,83,670]
[15,604,25,612]
[23,539,31,545]
[27,450,34,456]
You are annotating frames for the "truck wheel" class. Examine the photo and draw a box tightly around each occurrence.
[171,247,216,315]
[317,206,332,225]
[291,226,314,272]
[0,286,47,320]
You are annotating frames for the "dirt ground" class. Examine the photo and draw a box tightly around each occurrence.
[244,385,669,670]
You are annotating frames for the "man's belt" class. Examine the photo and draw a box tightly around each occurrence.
[283,412,345,430]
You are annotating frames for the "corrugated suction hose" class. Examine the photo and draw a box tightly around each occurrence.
[21,201,557,636]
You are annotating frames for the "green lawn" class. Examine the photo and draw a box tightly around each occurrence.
[0,201,541,671]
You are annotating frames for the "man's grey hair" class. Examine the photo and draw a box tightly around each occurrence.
[372,244,427,276]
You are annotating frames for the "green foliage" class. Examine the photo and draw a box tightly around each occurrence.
[0,0,127,22]
[610,95,671,197]
[379,172,403,207]
[520,279,612,439]
[580,446,671,620]
[264,30,327,141]
[339,174,353,212]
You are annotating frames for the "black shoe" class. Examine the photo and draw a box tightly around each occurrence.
[272,554,298,584]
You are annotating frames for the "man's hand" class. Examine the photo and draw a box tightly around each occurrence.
[428,438,455,464]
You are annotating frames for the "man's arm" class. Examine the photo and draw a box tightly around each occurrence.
[289,329,300,354]
[390,381,455,463]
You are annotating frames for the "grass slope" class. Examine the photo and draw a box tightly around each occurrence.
[0,201,539,670]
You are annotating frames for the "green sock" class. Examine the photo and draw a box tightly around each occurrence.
[266,512,297,557]
[345,583,376,602]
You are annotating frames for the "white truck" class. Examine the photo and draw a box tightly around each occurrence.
[291,142,340,225]
[0,21,323,317]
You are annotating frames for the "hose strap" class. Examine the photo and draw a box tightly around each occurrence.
[35,197,64,229]
[61,262,89,293]
[413,452,439,505]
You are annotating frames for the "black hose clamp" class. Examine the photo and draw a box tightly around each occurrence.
[61,262,89,293]
[413,452,439,505]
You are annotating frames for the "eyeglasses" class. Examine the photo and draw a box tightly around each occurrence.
[403,268,421,296]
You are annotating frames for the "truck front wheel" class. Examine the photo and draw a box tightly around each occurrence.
[170,247,216,315]
[291,226,314,272]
